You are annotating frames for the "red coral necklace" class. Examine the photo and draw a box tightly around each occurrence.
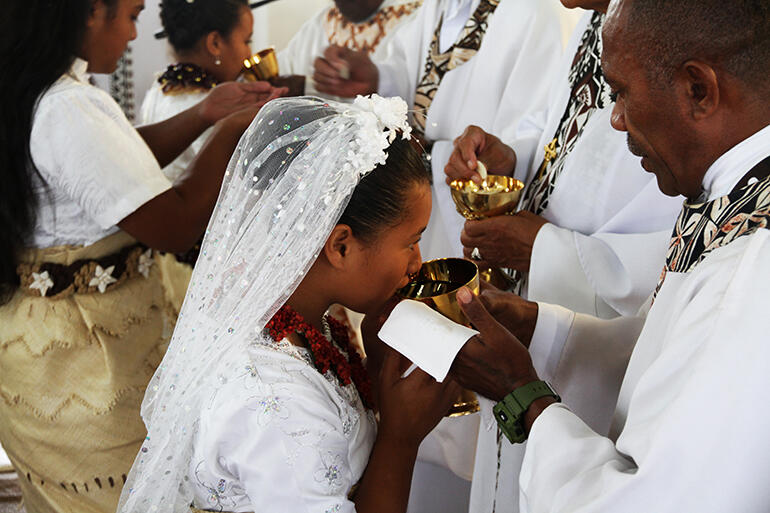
[265,304,372,408]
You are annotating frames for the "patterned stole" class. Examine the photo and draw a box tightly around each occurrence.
[519,12,611,216]
[323,2,423,55]
[412,0,500,136]
[654,156,770,298]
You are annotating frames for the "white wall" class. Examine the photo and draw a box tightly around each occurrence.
[106,0,585,120]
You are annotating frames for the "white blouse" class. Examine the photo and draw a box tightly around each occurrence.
[29,58,171,248]
[190,340,376,512]
[140,79,213,182]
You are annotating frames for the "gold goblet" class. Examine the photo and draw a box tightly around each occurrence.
[242,47,280,81]
[450,175,524,288]
[398,258,480,417]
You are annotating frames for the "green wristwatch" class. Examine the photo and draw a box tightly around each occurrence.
[493,380,560,444]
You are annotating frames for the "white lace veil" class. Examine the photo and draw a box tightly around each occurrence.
[118,95,412,513]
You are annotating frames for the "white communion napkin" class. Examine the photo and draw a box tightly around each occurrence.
[378,300,479,382]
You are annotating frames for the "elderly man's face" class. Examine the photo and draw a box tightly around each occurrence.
[335,0,383,22]
[601,2,695,197]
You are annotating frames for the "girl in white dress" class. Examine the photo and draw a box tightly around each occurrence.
[142,0,262,182]
[119,94,460,513]
[0,0,282,511]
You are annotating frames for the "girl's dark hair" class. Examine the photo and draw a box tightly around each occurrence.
[340,137,431,243]
[161,0,249,53]
[0,0,118,302]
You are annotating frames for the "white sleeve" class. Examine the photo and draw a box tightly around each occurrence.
[277,9,327,80]
[521,235,770,513]
[212,381,359,512]
[529,303,643,434]
[31,85,171,229]
[528,172,683,318]
[375,7,425,101]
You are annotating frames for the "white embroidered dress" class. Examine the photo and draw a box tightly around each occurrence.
[140,80,212,182]
[189,341,375,512]
[30,58,171,247]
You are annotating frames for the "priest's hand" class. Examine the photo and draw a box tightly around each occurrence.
[445,125,516,185]
[477,281,539,347]
[461,211,549,272]
[450,287,538,401]
[198,81,287,126]
[313,45,378,98]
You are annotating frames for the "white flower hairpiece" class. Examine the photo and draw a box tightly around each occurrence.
[343,94,413,178]
[353,94,413,143]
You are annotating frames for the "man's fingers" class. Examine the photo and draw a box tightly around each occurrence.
[456,287,503,335]
[313,57,344,81]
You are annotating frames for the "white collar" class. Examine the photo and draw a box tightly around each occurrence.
[701,123,770,201]
[69,57,91,83]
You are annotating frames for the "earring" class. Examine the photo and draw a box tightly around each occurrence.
[215,57,221,66]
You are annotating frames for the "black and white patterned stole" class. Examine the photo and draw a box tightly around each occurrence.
[519,12,611,215]
[412,0,500,136]
[654,155,770,298]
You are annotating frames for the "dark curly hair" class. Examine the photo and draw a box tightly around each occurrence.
[161,0,249,53]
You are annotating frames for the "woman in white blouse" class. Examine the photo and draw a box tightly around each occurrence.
[0,1,283,512]
[141,0,257,182]
[119,95,460,513]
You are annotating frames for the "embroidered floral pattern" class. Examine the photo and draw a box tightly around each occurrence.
[655,167,770,297]
[520,12,611,215]
[324,2,422,55]
[314,453,346,493]
[412,0,499,135]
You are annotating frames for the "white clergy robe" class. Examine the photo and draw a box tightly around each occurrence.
[372,1,563,509]
[277,0,421,98]
[519,124,770,512]
[376,0,565,263]
[468,12,685,513]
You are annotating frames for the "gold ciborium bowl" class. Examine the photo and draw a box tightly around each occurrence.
[242,47,280,81]
[450,175,524,220]
[398,258,480,416]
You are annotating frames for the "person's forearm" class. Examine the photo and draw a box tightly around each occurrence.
[353,434,419,513]
[118,118,243,252]
[137,103,210,168]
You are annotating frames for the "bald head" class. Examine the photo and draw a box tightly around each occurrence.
[609,0,770,94]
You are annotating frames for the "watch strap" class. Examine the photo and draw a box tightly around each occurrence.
[493,380,560,444]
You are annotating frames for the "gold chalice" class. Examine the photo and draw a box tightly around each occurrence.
[450,175,524,288]
[398,258,480,417]
[242,47,279,81]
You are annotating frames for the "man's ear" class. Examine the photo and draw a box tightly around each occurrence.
[323,224,355,270]
[680,60,720,121]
